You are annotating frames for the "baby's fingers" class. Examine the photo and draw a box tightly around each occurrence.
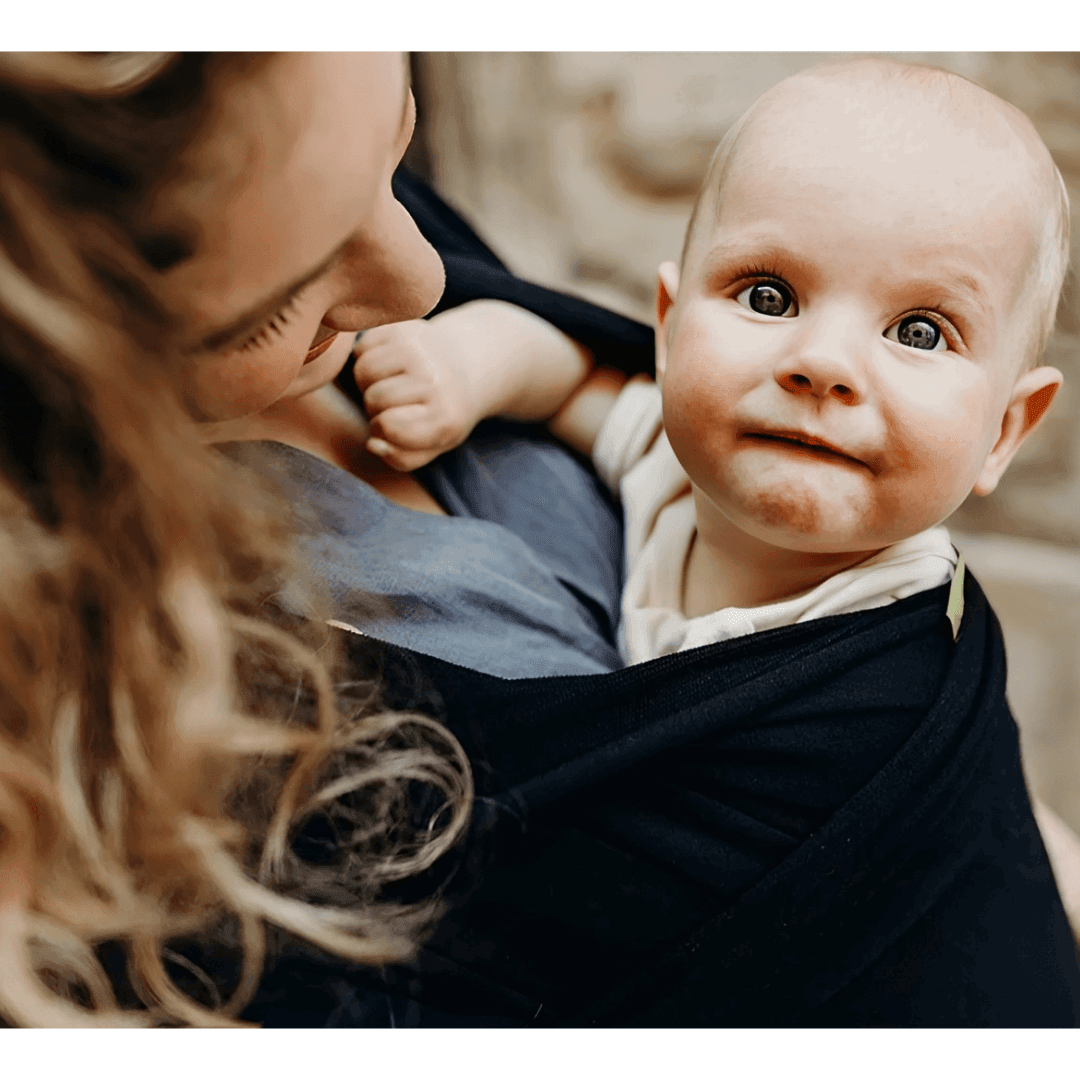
[366,439,442,473]
[353,320,425,354]
[351,345,411,393]
[365,409,442,470]
[362,373,429,419]
[367,402,452,453]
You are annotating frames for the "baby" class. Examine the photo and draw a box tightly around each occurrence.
[351,58,1070,663]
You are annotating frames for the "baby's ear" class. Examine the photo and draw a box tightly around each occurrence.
[655,261,680,382]
[972,366,1063,496]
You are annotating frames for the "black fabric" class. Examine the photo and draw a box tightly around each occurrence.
[242,572,1080,1027]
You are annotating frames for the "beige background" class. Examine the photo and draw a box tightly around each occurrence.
[409,53,1080,829]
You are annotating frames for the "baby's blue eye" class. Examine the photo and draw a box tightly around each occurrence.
[737,281,797,318]
[885,314,946,352]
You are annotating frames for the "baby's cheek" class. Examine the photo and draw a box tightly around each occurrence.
[663,392,731,494]
[875,426,987,540]
[889,405,989,499]
[663,363,732,439]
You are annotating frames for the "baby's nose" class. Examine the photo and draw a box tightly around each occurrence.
[777,370,857,404]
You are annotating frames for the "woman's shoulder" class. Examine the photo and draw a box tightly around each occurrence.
[241,437,625,679]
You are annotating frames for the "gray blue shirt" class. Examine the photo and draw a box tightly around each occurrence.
[252,421,623,678]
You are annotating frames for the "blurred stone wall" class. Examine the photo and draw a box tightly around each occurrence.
[410,53,1080,826]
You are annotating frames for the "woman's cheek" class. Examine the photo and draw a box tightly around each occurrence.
[189,347,302,421]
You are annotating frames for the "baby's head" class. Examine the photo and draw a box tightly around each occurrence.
[656,58,1070,556]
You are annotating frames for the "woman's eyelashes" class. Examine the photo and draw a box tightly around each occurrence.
[736,278,798,318]
[231,293,305,354]
[884,312,950,353]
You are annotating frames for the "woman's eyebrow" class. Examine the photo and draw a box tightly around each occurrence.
[194,239,351,353]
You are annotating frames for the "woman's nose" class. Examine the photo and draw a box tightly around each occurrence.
[322,196,445,333]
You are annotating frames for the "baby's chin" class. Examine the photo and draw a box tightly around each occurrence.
[713,472,893,554]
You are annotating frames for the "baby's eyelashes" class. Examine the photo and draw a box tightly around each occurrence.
[736,280,798,318]
[731,276,958,354]
[883,313,949,352]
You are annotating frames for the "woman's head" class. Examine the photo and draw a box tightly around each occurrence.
[2,52,445,422]
[151,52,445,420]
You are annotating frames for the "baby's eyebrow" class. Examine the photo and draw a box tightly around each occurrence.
[697,235,997,333]
[898,271,994,329]
[698,238,793,275]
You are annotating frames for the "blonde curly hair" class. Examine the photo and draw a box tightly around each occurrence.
[0,52,471,1027]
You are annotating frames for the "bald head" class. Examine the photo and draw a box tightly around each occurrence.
[681,59,1069,368]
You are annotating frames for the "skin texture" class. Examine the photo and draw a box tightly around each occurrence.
[653,66,1063,613]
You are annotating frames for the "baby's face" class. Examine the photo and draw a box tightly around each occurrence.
[660,80,1049,555]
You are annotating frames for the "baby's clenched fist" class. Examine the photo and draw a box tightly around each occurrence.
[351,320,484,471]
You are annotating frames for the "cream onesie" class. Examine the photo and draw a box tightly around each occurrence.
[592,380,959,665]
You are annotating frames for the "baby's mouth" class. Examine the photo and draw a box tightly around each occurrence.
[741,430,869,470]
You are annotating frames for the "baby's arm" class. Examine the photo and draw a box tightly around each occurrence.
[547,366,631,457]
[352,299,603,471]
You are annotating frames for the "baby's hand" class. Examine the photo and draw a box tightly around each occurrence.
[350,320,484,471]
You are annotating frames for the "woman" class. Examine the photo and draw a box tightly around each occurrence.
[0,47,640,1027]
[2,51,1078,1026]
[0,51,471,1028]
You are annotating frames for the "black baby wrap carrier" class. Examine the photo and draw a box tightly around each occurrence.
[305,569,1077,1027]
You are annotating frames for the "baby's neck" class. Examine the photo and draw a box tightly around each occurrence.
[683,488,884,618]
